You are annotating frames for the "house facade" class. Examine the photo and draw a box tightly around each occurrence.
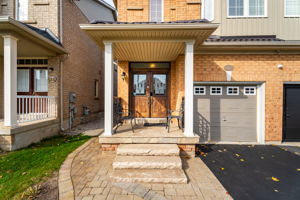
[0,0,116,150]
[80,0,300,153]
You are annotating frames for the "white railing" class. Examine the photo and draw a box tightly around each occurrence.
[17,96,57,123]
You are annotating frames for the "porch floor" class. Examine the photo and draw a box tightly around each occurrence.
[99,124,200,144]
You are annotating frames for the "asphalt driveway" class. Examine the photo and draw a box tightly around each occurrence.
[197,144,300,200]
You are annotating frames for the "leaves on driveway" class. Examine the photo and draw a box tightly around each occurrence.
[271,177,280,182]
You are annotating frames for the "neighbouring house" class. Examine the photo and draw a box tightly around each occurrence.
[0,0,116,151]
[79,0,300,157]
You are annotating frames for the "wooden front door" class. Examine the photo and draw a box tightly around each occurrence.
[131,70,168,118]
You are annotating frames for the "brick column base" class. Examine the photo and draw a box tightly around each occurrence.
[100,144,119,155]
[178,144,196,158]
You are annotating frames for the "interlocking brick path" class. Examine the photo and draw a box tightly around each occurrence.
[59,138,232,200]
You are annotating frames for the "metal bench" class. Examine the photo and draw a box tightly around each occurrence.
[113,98,135,133]
[166,97,184,133]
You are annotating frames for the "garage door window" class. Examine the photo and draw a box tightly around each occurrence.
[210,86,222,95]
[227,87,239,95]
[194,86,206,95]
[244,87,256,95]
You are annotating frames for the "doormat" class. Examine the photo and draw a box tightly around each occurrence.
[144,123,166,127]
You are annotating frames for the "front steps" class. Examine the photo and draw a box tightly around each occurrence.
[110,144,188,184]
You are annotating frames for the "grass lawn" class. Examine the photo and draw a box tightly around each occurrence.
[0,134,90,200]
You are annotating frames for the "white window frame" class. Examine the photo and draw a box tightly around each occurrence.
[210,86,222,95]
[201,0,215,21]
[244,86,256,95]
[227,86,240,95]
[149,0,164,22]
[284,0,300,17]
[16,0,29,21]
[194,86,206,95]
[227,0,268,18]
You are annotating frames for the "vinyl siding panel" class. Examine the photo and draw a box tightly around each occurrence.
[213,0,300,40]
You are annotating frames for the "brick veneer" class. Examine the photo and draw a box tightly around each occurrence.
[117,0,201,22]
[117,54,300,142]
[61,0,104,128]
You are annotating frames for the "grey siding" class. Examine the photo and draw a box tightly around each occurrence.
[213,0,300,40]
[194,85,257,142]
[75,0,115,22]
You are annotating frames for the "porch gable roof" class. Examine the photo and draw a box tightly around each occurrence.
[0,16,67,57]
[80,20,219,61]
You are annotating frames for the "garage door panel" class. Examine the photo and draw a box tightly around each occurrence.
[194,85,257,142]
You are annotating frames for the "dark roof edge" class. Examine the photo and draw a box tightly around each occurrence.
[93,0,117,20]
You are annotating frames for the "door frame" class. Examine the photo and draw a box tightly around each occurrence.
[129,62,170,118]
[283,83,300,141]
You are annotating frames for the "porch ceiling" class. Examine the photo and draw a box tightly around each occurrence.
[80,23,218,61]
[0,17,66,57]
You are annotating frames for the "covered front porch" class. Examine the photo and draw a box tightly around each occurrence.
[81,20,218,142]
[0,17,66,150]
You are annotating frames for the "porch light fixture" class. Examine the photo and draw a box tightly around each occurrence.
[224,65,234,81]
[150,63,156,68]
[121,72,127,81]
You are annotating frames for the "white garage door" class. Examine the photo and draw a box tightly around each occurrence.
[194,85,257,142]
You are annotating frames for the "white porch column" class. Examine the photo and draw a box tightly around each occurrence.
[184,41,195,137]
[3,35,18,127]
[103,42,113,136]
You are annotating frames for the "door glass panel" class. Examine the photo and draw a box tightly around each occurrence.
[133,74,147,95]
[153,74,167,95]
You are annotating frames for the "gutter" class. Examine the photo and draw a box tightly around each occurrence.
[79,23,219,31]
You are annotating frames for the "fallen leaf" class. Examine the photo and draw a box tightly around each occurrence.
[221,167,225,171]
[261,156,264,159]
[0,176,3,179]
[235,153,240,157]
[223,149,227,151]
[272,177,280,182]
[22,172,27,175]
[240,159,245,162]
[218,150,223,153]
[297,169,300,171]
[274,189,279,192]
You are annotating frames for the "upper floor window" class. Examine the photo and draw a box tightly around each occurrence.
[202,0,215,21]
[285,0,300,17]
[150,0,163,22]
[228,0,267,17]
[16,0,28,21]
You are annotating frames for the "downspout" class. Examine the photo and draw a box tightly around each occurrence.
[59,0,64,131]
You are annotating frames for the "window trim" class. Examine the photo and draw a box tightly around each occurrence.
[227,86,240,95]
[210,86,223,95]
[201,0,215,21]
[227,0,268,18]
[149,0,164,22]
[194,86,206,95]
[244,86,257,95]
[284,0,300,17]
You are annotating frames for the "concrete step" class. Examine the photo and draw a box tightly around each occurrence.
[116,144,180,156]
[113,156,182,169]
[110,169,187,184]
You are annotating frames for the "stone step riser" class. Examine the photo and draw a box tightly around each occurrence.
[117,144,180,156]
[110,169,188,184]
[113,162,182,169]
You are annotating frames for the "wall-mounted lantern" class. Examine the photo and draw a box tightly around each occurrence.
[224,65,234,81]
[121,71,127,81]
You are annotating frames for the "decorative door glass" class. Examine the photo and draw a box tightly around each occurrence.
[133,74,147,95]
[153,74,166,95]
